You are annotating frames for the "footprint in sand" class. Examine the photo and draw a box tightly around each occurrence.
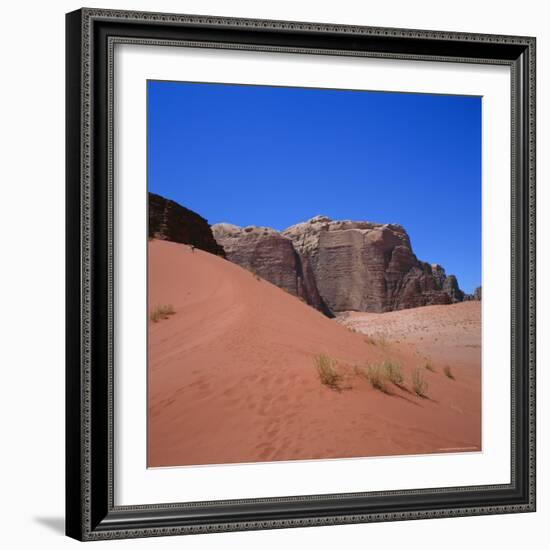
[222,386,237,397]
[223,396,242,407]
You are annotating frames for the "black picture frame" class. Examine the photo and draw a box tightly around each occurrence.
[66,7,536,541]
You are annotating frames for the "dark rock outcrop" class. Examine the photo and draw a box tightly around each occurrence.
[442,274,464,303]
[430,265,464,303]
[214,215,465,315]
[148,192,225,257]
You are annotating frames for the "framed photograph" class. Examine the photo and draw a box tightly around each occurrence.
[66,8,536,541]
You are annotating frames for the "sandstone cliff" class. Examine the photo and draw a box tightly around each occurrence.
[148,192,225,257]
[214,215,465,315]
[212,223,333,316]
[149,191,467,316]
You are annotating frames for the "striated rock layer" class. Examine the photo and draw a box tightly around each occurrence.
[148,192,225,257]
[212,223,333,316]
[214,215,466,315]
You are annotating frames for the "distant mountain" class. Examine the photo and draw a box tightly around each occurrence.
[464,286,482,302]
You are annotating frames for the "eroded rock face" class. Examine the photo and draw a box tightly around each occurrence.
[212,223,332,316]
[214,215,465,315]
[283,218,460,313]
[148,192,225,257]
[212,224,299,292]
[148,193,466,315]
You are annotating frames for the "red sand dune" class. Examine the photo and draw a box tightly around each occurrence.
[148,239,481,467]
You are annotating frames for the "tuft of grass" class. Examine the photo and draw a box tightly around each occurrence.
[364,365,389,393]
[425,362,436,373]
[150,304,175,323]
[443,365,455,380]
[382,360,404,386]
[314,354,340,390]
[375,333,389,347]
[363,333,390,347]
[411,368,428,397]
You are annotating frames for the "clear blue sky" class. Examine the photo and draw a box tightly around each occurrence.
[148,80,481,293]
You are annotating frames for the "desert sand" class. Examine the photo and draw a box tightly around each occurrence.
[148,239,481,467]
[337,302,481,371]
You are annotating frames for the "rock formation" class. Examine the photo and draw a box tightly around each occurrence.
[212,223,333,316]
[465,286,482,301]
[149,191,467,316]
[148,192,225,257]
[214,215,466,315]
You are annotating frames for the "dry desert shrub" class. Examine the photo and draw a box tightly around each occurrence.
[150,304,176,323]
[443,365,455,380]
[363,364,389,393]
[382,360,404,386]
[425,362,436,373]
[314,354,340,390]
[363,333,390,347]
[357,330,397,348]
[375,333,390,347]
[411,368,428,397]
